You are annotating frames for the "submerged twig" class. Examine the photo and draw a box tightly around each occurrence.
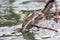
[32,24,58,32]
[22,12,44,32]
[17,0,58,32]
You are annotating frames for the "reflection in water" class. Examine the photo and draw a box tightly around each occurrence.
[22,32,36,40]
[0,32,36,40]
[0,0,60,40]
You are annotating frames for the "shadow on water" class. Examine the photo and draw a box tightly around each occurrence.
[22,32,37,40]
